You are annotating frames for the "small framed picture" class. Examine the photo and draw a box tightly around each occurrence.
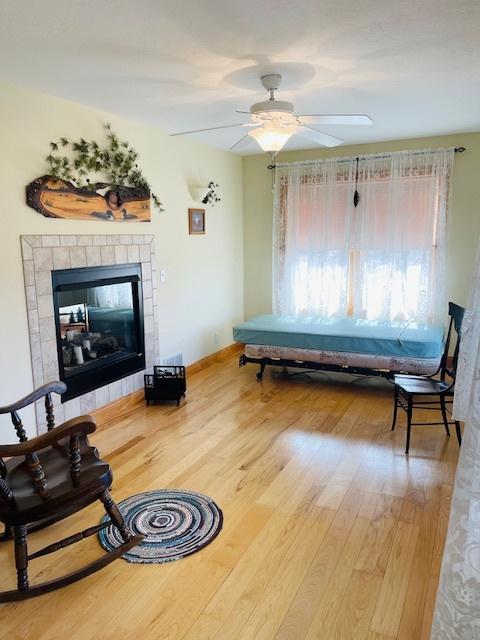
[188,208,206,235]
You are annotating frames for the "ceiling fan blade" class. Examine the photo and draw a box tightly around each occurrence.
[235,110,252,115]
[298,114,373,126]
[170,123,251,137]
[299,126,344,147]
[230,134,254,152]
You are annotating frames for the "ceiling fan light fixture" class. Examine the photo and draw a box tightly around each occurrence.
[248,120,298,153]
[170,72,371,153]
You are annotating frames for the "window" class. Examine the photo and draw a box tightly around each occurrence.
[273,149,453,325]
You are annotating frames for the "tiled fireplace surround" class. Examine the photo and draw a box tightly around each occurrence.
[21,234,159,433]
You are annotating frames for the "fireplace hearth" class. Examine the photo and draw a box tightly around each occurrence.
[52,263,145,401]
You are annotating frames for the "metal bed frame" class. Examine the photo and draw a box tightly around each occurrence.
[239,353,397,381]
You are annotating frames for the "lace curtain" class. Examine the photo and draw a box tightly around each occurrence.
[273,159,356,317]
[273,149,454,324]
[430,240,480,639]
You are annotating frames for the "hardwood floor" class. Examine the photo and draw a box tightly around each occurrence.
[0,353,459,639]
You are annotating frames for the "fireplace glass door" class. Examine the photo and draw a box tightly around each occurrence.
[52,264,145,401]
[57,280,138,377]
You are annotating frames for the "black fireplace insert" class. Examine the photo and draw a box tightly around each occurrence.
[52,263,145,402]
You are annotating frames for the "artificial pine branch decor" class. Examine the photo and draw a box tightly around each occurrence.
[26,124,164,222]
[201,182,221,206]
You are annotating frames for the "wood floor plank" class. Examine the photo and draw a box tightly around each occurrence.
[354,494,403,577]
[182,479,330,640]
[238,505,335,640]
[370,520,420,637]
[0,356,459,639]
[367,632,397,640]
[207,490,329,639]
[431,483,453,577]
[303,510,372,639]
[329,569,384,640]
[397,488,447,640]
[181,511,296,640]
[273,488,365,640]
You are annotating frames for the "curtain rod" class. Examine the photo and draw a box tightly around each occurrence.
[268,146,466,170]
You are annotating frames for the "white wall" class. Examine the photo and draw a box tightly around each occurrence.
[0,81,244,437]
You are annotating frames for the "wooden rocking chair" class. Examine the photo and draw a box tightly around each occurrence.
[0,381,143,602]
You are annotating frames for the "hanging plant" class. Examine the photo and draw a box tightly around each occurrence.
[44,123,164,212]
[201,181,221,206]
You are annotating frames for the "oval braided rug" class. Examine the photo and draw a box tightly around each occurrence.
[98,489,223,563]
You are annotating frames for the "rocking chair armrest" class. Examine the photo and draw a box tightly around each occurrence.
[0,381,67,414]
[0,415,97,457]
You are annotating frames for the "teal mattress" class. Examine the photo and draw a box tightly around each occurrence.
[232,315,444,360]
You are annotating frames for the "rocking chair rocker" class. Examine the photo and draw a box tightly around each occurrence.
[0,381,143,602]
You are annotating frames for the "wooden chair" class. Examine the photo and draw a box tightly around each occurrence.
[0,381,143,602]
[391,302,465,454]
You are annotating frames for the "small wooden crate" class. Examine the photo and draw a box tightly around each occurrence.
[144,366,186,406]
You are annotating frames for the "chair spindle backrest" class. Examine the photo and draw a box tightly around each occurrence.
[11,411,28,442]
[440,302,465,381]
[45,393,56,431]
[0,381,66,443]
[0,382,67,502]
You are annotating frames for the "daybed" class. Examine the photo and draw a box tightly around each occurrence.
[233,315,444,380]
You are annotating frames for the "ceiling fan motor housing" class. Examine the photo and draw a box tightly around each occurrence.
[252,73,298,124]
[250,100,294,115]
[250,100,298,127]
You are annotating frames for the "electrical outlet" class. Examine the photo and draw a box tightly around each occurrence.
[160,269,166,283]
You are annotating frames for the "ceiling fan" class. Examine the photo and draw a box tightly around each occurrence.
[171,73,372,154]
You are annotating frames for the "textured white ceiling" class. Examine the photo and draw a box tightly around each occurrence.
[1,0,479,154]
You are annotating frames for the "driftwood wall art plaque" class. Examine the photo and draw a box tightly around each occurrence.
[26,176,151,222]
[26,123,163,221]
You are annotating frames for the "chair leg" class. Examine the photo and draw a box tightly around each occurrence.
[100,490,133,544]
[14,525,29,591]
[439,396,451,437]
[405,397,413,455]
[455,421,462,447]
[391,386,398,431]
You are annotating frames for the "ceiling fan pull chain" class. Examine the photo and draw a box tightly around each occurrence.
[267,153,277,189]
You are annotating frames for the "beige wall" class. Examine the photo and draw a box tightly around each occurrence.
[2,78,479,439]
[0,81,244,437]
[243,133,480,318]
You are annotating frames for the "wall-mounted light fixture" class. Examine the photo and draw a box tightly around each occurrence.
[189,182,221,206]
